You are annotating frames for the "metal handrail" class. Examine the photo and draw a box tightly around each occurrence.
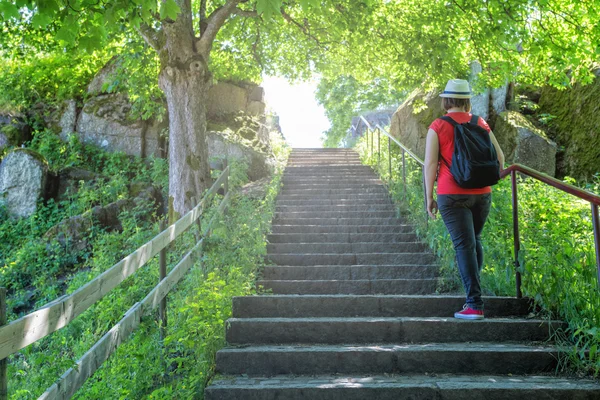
[354,116,600,297]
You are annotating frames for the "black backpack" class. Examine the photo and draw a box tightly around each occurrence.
[439,114,500,189]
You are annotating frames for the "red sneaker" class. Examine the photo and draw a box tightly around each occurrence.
[454,304,484,320]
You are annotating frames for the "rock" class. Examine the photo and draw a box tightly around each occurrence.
[208,132,274,181]
[87,56,120,95]
[538,78,600,180]
[0,114,32,148]
[389,89,444,159]
[130,184,166,216]
[76,94,162,157]
[208,82,249,118]
[43,214,93,253]
[59,100,78,141]
[469,62,509,124]
[469,62,491,120]
[247,100,266,116]
[0,149,49,218]
[249,86,265,102]
[494,111,557,176]
[491,85,509,116]
[0,132,8,150]
[43,198,129,252]
[57,167,98,200]
[240,177,271,200]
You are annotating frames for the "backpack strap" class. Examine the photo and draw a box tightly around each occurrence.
[439,115,457,127]
[470,114,479,125]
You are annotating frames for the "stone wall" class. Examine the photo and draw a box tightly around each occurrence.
[537,74,600,180]
[72,94,166,157]
[57,80,268,159]
[207,82,266,119]
[389,89,557,175]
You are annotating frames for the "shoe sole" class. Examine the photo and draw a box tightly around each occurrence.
[454,313,485,320]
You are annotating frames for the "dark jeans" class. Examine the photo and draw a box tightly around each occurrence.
[437,193,492,311]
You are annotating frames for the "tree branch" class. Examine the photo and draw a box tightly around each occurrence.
[280,7,322,46]
[136,23,165,52]
[234,7,258,18]
[197,0,241,55]
[199,0,207,34]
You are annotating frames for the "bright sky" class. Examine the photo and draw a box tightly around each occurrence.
[261,76,330,148]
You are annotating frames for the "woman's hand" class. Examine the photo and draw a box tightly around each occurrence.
[427,198,438,219]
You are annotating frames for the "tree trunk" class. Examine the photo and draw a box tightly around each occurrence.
[159,63,212,218]
[158,3,213,218]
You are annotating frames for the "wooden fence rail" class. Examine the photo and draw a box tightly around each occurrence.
[0,166,231,400]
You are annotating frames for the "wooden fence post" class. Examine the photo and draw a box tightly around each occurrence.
[158,220,167,340]
[0,288,7,400]
[223,159,229,196]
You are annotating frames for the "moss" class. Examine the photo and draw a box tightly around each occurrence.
[1,124,23,144]
[186,154,201,171]
[167,196,180,224]
[538,80,600,180]
[11,148,49,167]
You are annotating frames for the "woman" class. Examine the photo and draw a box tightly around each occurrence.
[424,79,505,320]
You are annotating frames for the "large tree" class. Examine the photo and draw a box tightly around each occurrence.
[0,0,362,216]
[3,0,599,206]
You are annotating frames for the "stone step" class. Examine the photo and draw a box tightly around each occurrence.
[205,374,600,400]
[283,171,375,176]
[281,184,386,191]
[268,252,436,266]
[282,181,382,186]
[258,279,437,295]
[267,233,416,243]
[282,178,382,184]
[274,211,397,219]
[271,225,415,234]
[232,295,532,318]
[272,217,405,226]
[215,343,559,376]
[261,265,438,280]
[225,317,558,345]
[280,188,388,196]
[275,205,397,213]
[282,173,377,179]
[267,242,427,254]
[287,160,363,164]
[276,199,392,206]
[276,196,391,203]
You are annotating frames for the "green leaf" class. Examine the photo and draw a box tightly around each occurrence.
[0,1,21,20]
[256,0,281,18]
[160,0,180,21]
[31,13,53,28]
[56,23,78,44]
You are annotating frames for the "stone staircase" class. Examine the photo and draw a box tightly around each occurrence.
[205,148,600,399]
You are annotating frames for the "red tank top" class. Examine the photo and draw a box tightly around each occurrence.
[429,112,492,195]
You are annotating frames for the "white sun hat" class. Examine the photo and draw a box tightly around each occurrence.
[439,79,472,99]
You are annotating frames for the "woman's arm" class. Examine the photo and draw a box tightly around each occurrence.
[424,128,440,219]
[489,131,505,170]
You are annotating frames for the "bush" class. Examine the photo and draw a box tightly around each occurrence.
[356,131,600,376]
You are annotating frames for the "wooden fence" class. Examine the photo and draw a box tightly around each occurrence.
[0,165,231,400]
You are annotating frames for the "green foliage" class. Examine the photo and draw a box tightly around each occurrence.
[1,130,168,310]
[536,81,600,181]
[100,38,167,121]
[316,75,404,148]
[357,131,600,376]
[0,52,109,112]
[4,129,289,398]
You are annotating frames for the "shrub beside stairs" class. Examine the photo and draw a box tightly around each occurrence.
[205,148,600,399]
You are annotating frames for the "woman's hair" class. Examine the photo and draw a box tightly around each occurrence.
[442,97,472,112]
